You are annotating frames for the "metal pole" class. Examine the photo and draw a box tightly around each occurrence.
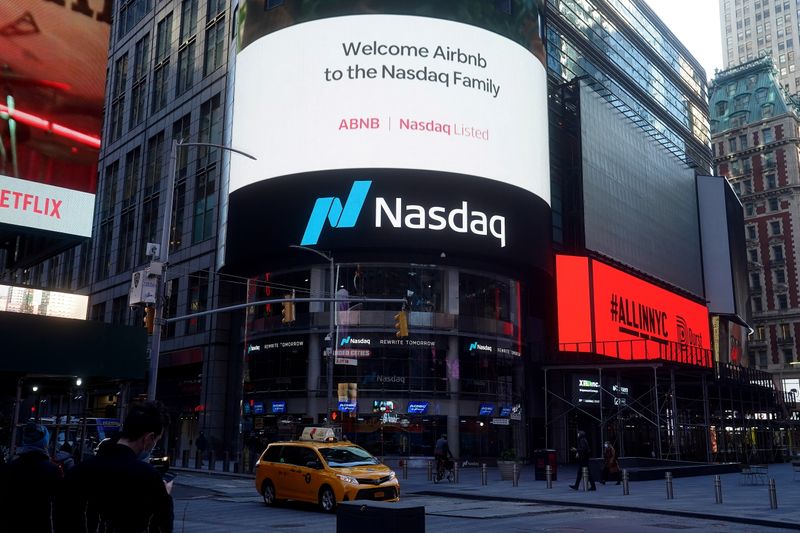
[9,378,22,457]
[512,463,519,486]
[654,367,662,459]
[768,478,777,509]
[147,139,176,401]
[714,475,722,504]
[402,460,408,480]
[665,472,673,500]
[670,368,680,460]
[582,466,589,491]
[622,469,630,495]
[454,461,459,484]
[427,460,433,481]
[546,464,553,488]
[544,369,548,448]
[702,373,712,462]
[481,463,488,485]
[328,256,334,415]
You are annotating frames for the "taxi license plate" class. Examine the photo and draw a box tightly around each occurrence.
[374,491,384,498]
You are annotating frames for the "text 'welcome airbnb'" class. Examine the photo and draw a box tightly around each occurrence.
[0,174,94,238]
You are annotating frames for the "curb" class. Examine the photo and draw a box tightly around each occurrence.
[411,489,800,530]
[172,466,255,480]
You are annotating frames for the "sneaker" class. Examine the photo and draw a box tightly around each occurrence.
[569,484,578,491]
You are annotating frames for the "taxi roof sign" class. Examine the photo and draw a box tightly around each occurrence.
[300,427,337,442]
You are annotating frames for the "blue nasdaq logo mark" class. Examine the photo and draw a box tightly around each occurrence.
[301,181,372,245]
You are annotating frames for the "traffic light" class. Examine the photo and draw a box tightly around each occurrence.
[394,310,409,338]
[143,306,155,334]
[329,410,340,423]
[281,293,296,324]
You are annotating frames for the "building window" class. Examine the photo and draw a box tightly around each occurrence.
[117,210,136,273]
[203,11,226,77]
[139,197,159,263]
[108,53,128,142]
[100,161,119,220]
[122,146,140,210]
[186,269,209,334]
[753,297,763,313]
[176,0,197,97]
[91,302,106,322]
[783,348,794,364]
[130,35,150,129]
[192,95,222,243]
[745,202,755,216]
[749,249,759,262]
[740,134,748,148]
[778,294,789,309]
[770,220,782,235]
[96,221,114,281]
[776,268,787,284]
[766,173,776,189]
[743,179,753,193]
[769,197,779,211]
[751,272,762,289]
[773,244,785,261]
[729,138,737,152]
[762,128,775,144]
[171,114,191,252]
[762,104,775,118]
[780,323,792,338]
[164,278,179,338]
[758,350,768,368]
[144,131,165,198]
[747,225,757,239]
[151,13,173,113]
[734,94,751,110]
[716,101,728,115]
[111,296,128,325]
[118,0,151,40]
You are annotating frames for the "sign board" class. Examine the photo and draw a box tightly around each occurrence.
[479,403,494,416]
[129,270,157,305]
[491,417,510,425]
[407,401,429,415]
[271,400,287,414]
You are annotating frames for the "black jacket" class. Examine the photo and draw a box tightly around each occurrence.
[576,436,591,465]
[56,443,173,533]
[0,449,62,533]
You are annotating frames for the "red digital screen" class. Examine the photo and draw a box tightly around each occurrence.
[557,255,711,367]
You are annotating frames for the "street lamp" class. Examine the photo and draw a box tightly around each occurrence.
[147,139,256,401]
[289,245,336,417]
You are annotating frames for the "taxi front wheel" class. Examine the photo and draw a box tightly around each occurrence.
[318,486,337,513]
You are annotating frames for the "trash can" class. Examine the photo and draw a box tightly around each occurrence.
[533,449,558,481]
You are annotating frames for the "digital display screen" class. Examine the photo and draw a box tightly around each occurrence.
[243,402,251,415]
[271,400,287,413]
[479,403,494,416]
[407,401,429,414]
[338,401,358,412]
[373,400,394,413]
[499,405,512,417]
[0,283,88,320]
[253,402,265,415]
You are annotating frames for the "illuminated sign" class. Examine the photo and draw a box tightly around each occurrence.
[271,401,287,414]
[407,401,429,414]
[231,14,549,204]
[0,283,88,320]
[575,377,600,406]
[338,401,358,413]
[556,255,711,366]
[372,400,395,413]
[253,402,265,415]
[0,174,94,237]
[499,405,512,417]
[479,403,494,416]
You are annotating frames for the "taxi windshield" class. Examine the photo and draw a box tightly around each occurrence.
[319,446,380,467]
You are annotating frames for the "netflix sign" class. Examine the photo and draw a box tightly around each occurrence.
[556,255,711,367]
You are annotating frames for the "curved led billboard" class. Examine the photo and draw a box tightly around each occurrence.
[227,1,549,272]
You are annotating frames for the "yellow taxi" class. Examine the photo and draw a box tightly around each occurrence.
[255,427,400,512]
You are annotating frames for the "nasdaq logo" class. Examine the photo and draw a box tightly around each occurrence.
[301,181,372,245]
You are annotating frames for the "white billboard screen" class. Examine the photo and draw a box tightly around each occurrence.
[0,284,88,320]
[230,14,549,204]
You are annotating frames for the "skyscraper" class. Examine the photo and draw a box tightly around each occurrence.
[719,0,800,94]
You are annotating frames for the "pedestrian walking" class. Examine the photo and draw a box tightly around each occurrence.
[54,442,75,473]
[569,429,596,491]
[600,441,620,485]
[0,422,63,533]
[196,430,208,466]
[56,401,173,533]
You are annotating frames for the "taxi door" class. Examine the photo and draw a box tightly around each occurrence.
[289,447,327,503]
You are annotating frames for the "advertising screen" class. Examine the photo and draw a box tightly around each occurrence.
[556,255,712,367]
[338,401,358,413]
[226,1,550,274]
[499,405,512,417]
[253,402,265,415]
[407,401,429,415]
[0,0,106,243]
[271,400,287,414]
[372,400,395,413]
[479,403,495,416]
[0,283,88,320]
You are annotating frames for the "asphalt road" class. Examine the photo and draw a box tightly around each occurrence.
[171,474,793,532]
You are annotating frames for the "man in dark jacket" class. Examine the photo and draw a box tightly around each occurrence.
[56,401,173,532]
[569,429,596,491]
[0,422,62,532]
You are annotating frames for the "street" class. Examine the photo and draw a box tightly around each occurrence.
[171,472,793,532]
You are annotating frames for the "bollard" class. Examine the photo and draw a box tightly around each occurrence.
[546,464,553,489]
[427,460,433,482]
[622,469,630,496]
[402,460,408,480]
[512,463,519,487]
[208,451,216,471]
[582,466,589,491]
[481,463,488,486]
[768,478,778,510]
[665,472,674,500]
[194,451,202,469]
[714,475,723,504]
[454,462,460,484]
[181,450,189,468]
[223,451,230,473]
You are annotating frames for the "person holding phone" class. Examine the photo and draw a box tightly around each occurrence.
[56,401,174,532]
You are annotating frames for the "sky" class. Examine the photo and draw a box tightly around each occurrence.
[645,0,724,80]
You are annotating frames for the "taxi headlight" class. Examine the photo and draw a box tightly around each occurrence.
[336,474,359,485]
[387,471,396,481]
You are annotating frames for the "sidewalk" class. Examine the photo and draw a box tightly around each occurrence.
[173,460,800,529]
